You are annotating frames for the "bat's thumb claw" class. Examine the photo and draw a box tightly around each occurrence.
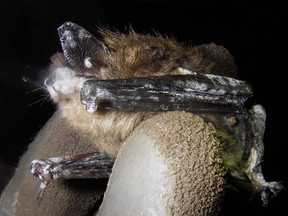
[37,182,47,203]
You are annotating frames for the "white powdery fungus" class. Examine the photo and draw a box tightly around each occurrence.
[84,57,93,68]
[46,67,86,97]
[62,30,77,48]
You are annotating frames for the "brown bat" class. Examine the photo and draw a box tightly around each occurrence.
[1,22,282,215]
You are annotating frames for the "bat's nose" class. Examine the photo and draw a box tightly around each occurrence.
[44,75,55,87]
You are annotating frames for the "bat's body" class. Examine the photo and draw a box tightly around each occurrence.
[46,22,239,157]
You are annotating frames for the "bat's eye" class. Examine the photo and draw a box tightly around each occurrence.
[150,47,163,59]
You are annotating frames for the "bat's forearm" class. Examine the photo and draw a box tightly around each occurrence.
[30,152,114,200]
[81,73,252,113]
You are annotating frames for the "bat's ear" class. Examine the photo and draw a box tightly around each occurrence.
[58,22,108,70]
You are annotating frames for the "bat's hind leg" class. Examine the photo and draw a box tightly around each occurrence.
[244,105,283,205]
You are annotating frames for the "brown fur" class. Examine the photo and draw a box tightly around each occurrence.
[50,30,237,81]
[99,30,237,78]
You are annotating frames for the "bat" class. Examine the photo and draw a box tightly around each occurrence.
[30,22,282,209]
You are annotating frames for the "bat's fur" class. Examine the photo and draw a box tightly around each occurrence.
[47,29,238,157]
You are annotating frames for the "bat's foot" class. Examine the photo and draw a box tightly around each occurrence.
[251,175,284,206]
[243,146,284,206]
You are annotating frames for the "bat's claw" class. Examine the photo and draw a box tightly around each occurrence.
[30,159,53,202]
[37,181,50,203]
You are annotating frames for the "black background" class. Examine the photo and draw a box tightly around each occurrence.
[0,0,286,215]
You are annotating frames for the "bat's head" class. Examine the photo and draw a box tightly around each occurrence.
[45,22,237,106]
[46,22,212,155]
